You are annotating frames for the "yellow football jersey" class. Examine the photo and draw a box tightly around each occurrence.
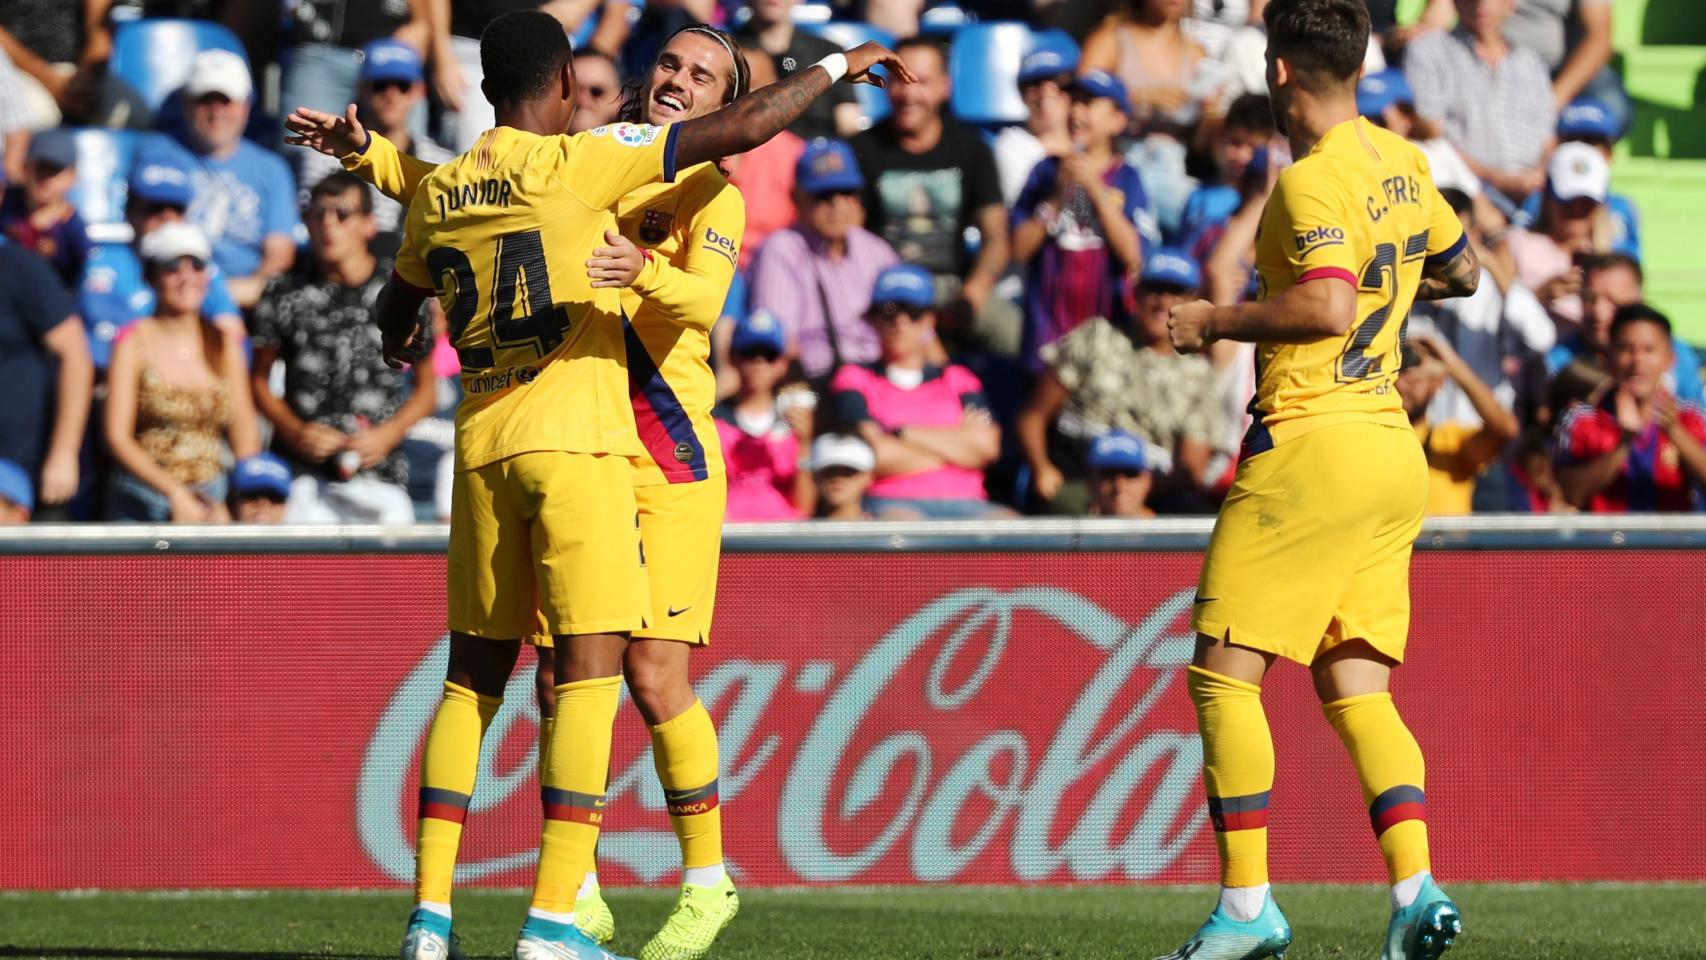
[390,122,683,470]
[617,164,744,486]
[1248,117,1465,451]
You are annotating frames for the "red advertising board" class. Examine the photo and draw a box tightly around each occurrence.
[2,550,1702,889]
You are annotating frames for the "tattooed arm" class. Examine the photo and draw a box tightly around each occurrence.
[1415,242,1482,301]
[672,41,916,170]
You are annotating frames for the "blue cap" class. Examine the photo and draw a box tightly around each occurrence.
[1089,431,1157,474]
[1557,97,1621,142]
[26,128,76,170]
[129,146,195,208]
[1139,247,1202,290]
[1356,69,1414,119]
[232,453,292,499]
[731,308,787,355]
[870,263,936,311]
[796,138,864,195]
[1070,70,1132,116]
[360,38,424,85]
[0,458,33,512]
[1018,48,1076,86]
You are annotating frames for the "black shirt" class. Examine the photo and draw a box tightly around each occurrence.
[0,245,76,476]
[732,27,859,142]
[0,0,82,64]
[850,117,1003,279]
[291,0,413,48]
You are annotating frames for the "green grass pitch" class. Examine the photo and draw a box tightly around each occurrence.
[0,885,1701,959]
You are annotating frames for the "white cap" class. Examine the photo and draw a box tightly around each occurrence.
[1548,141,1609,204]
[139,221,212,266]
[811,434,875,473]
[185,49,253,102]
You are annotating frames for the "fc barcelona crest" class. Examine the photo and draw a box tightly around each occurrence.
[639,209,673,244]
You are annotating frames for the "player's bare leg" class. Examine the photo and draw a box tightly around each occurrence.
[623,640,737,960]
[403,633,522,960]
[1314,643,1460,960]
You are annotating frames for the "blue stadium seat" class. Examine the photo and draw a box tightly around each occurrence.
[65,128,139,243]
[800,22,898,129]
[949,22,1034,126]
[109,18,248,116]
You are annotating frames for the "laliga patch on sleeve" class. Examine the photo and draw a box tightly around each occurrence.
[598,122,662,147]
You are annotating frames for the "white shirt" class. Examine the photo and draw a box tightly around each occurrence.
[992,125,1048,209]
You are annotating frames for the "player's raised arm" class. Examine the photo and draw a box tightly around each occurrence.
[671,41,916,171]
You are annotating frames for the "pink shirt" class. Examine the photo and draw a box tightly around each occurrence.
[714,406,804,522]
[1507,227,1581,327]
[829,363,990,502]
[728,131,805,271]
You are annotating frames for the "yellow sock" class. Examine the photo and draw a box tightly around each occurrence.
[1323,692,1431,883]
[416,681,502,906]
[651,699,722,871]
[532,675,620,914]
[1187,666,1274,889]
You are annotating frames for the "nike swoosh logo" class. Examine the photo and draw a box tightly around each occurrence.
[668,605,693,617]
[1193,596,1217,605]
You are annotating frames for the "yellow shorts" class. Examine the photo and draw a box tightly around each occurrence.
[1192,421,1427,665]
[528,475,727,647]
[447,451,649,640]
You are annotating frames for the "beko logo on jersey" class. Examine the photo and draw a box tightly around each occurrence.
[1294,226,1345,255]
[702,226,738,264]
[463,365,540,394]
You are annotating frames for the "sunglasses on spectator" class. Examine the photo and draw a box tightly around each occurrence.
[867,302,922,322]
[1020,73,1073,92]
[156,256,208,274]
[369,79,413,95]
[734,347,783,362]
[241,491,288,504]
[308,204,364,222]
[810,189,860,202]
[140,201,187,217]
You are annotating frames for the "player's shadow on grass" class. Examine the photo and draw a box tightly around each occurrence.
[0,949,393,960]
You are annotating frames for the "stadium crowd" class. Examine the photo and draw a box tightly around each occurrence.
[0,0,1701,524]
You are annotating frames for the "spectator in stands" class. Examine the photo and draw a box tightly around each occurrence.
[724,42,803,271]
[295,39,453,260]
[283,0,427,148]
[1086,430,1160,518]
[0,8,106,130]
[1545,254,1705,405]
[993,41,1078,207]
[104,223,258,522]
[1356,69,1481,204]
[77,146,244,372]
[1012,70,1149,376]
[851,38,1011,355]
[0,45,27,184]
[1399,334,1521,516]
[161,50,300,309]
[1413,187,1554,432]
[1506,0,1618,118]
[570,49,624,134]
[0,242,91,520]
[228,452,291,524]
[1174,92,1272,259]
[1555,305,1706,512]
[0,457,30,524]
[715,310,812,522]
[1517,98,1639,260]
[1508,142,1613,329]
[829,264,1008,519]
[1019,249,1219,514]
[1405,0,1555,205]
[809,433,876,520]
[250,172,434,525]
[0,129,90,287]
[749,138,898,382]
[734,0,862,141]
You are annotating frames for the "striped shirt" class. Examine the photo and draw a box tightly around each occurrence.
[1405,27,1555,173]
[748,225,898,380]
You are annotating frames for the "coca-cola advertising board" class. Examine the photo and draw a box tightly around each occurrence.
[3,548,1702,889]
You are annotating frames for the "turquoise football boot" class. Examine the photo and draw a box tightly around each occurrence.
[1155,891,1293,960]
[1381,876,1462,960]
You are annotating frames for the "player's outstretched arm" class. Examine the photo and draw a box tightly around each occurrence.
[672,41,916,170]
[1415,242,1482,302]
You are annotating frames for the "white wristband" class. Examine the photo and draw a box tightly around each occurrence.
[816,52,849,84]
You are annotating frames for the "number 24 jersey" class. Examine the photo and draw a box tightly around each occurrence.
[393,122,683,471]
[1248,117,1466,451]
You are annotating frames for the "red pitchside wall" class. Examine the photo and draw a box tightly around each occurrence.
[2,550,1702,889]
